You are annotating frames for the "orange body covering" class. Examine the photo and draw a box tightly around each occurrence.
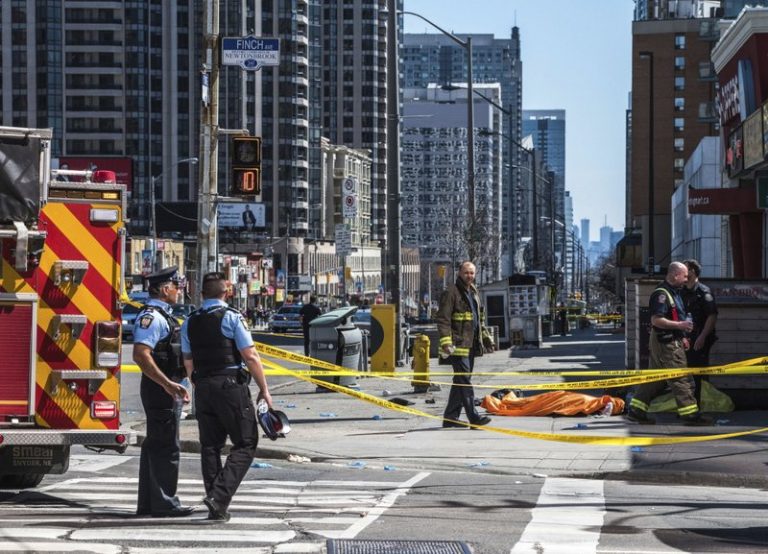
[481,390,625,417]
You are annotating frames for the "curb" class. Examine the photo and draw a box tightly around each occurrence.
[131,428,768,487]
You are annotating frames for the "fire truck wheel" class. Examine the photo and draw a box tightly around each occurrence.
[0,473,45,489]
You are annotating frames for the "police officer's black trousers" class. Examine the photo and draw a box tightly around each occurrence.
[194,374,258,510]
[138,377,183,515]
[443,353,482,423]
[686,339,713,403]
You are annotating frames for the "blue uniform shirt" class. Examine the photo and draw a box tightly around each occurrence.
[180,299,254,357]
[133,299,173,349]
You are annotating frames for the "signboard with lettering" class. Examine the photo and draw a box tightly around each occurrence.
[335,223,352,256]
[222,37,280,70]
[743,110,763,170]
[217,202,266,230]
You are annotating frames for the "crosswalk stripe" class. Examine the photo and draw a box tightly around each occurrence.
[70,528,297,543]
[0,542,120,553]
[67,454,132,473]
[510,477,605,554]
[320,471,431,540]
[3,472,431,550]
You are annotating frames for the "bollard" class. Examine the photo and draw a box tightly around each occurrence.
[411,334,430,393]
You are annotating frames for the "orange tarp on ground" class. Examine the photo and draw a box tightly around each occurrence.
[481,390,625,417]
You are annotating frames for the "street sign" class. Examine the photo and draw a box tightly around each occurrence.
[342,193,358,218]
[222,36,280,70]
[335,223,352,256]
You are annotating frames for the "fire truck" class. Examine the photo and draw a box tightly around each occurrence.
[0,126,130,488]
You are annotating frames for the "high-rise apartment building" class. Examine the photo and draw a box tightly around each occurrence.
[402,29,522,275]
[523,109,566,277]
[322,0,393,243]
[634,0,722,20]
[630,7,720,271]
[0,1,199,235]
[401,85,503,284]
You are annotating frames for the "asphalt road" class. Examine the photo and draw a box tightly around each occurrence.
[2,446,766,553]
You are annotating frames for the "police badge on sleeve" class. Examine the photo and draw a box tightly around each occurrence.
[139,314,154,329]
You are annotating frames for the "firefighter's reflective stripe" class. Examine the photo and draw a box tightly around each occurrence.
[439,336,453,347]
[451,312,473,321]
[453,347,471,357]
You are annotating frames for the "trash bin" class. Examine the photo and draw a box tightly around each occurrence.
[309,306,362,390]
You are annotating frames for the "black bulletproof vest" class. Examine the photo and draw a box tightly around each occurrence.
[143,306,184,379]
[187,306,242,375]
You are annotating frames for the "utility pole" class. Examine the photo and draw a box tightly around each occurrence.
[386,0,402,359]
[196,0,220,298]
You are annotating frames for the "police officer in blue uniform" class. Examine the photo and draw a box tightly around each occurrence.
[181,272,272,522]
[132,266,195,517]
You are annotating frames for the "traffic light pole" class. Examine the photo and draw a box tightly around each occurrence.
[196,0,220,298]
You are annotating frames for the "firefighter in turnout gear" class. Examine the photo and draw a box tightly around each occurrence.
[133,266,195,517]
[182,272,273,522]
[626,262,712,426]
[435,261,492,428]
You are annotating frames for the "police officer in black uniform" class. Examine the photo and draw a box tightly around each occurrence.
[682,259,718,401]
[133,266,195,517]
[181,272,272,522]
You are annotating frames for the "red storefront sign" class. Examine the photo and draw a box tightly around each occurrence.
[687,186,760,215]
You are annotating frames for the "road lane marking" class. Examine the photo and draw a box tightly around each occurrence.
[511,477,605,554]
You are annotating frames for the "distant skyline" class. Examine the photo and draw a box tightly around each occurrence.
[403,0,634,242]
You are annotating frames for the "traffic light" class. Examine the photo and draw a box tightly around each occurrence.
[231,136,261,196]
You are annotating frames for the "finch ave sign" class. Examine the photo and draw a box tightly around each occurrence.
[222,37,280,70]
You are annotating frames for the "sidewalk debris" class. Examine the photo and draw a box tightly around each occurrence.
[348,461,367,469]
[251,462,273,469]
[532,473,548,478]
[631,446,644,453]
[287,454,311,464]
[390,397,415,406]
[469,460,490,468]
[372,414,382,420]
[319,412,337,418]
[383,465,396,471]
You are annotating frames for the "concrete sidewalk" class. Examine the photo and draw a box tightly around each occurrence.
[131,327,768,487]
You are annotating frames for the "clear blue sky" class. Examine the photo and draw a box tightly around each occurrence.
[403,0,635,243]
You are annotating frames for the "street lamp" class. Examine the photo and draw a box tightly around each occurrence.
[150,157,198,271]
[639,51,655,275]
[400,10,476,245]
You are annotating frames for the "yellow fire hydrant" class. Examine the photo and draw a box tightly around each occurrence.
[411,334,430,393]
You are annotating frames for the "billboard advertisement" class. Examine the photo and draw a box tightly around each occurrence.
[56,156,133,191]
[218,202,265,230]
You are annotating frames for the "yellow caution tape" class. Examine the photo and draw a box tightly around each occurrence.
[263,356,768,446]
[252,330,303,339]
[120,344,768,444]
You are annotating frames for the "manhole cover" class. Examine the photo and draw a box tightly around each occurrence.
[326,539,472,554]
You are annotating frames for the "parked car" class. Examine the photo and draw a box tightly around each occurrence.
[269,304,304,333]
[121,303,142,341]
[171,303,196,320]
[351,309,372,333]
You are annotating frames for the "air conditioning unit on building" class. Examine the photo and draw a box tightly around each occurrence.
[334,168,346,178]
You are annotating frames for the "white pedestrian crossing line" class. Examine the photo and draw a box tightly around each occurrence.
[67,454,132,473]
[1,472,430,551]
[510,477,606,554]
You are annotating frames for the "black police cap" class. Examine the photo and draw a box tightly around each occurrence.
[144,266,181,289]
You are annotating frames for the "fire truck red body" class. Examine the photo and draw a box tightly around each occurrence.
[0,126,129,488]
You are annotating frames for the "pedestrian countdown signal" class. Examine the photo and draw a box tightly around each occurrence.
[231,136,261,196]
